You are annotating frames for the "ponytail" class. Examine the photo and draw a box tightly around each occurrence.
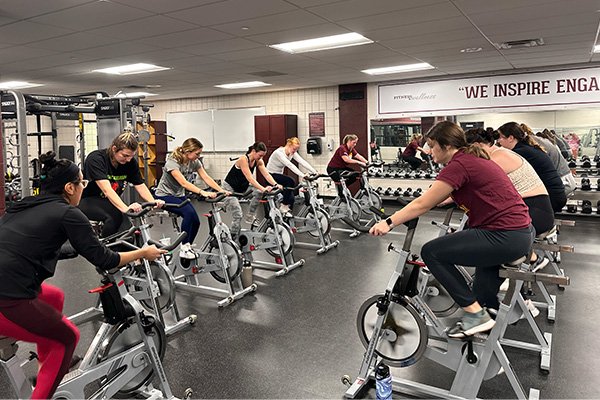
[171,138,203,164]
[462,144,490,160]
[38,151,80,195]
[499,122,546,153]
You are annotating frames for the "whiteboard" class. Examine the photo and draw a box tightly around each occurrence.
[166,107,266,152]
[213,107,266,151]
[166,110,213,151]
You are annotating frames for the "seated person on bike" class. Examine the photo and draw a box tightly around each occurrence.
[0,152,164,400]
[401,133,426,170]
[222,142,281,239]
[326,134,368,197]
[465,128,553,271]
[154,138,227,259]
[79,132,165,237]
[266,137,317,216]
[370,121,534,338]
[497,122,567,213]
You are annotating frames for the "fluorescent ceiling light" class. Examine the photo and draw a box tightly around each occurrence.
[93,63,170,75]
[115,92,158,98]
[361,63,435,75]
[270,32,373,54]
[215,81,272,89]
[0,81,43,89]
[594,44,600,53]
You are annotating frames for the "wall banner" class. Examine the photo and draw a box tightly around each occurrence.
[379,67,600,114]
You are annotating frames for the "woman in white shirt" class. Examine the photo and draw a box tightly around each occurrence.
[266,137,317,214]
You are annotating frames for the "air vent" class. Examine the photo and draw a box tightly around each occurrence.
[248,70,287,77]
[496,38,544,50]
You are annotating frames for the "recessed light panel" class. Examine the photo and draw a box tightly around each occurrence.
[270,32,373,54]
[215,81,272,89]
[361,63,434,75]
[93,63,170,75]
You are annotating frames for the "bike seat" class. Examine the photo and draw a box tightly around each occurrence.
[534,226,557,242]
[339,170,360,179]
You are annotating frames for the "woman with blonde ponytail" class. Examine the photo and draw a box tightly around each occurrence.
[370,121,534,339]
[497,122,567,212]
[154,138,228,259]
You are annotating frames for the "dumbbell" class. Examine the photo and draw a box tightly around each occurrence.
[395,171,404,178]
[582,200,593,214]
[375,186,383,194]
[404,171,412,178]
[581,178,591,191]
[424,172,432,179]
[582,155,592,168]
[566,203,578,213]
[393,188,402,197]
[403,188,413,197]
[413,188,423,197]
[568,158,577,168]
[384,187,393,196]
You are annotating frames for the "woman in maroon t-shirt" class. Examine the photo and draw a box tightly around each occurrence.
[401,133,426,170]
[370,121,534,338]
[326,134,368,197]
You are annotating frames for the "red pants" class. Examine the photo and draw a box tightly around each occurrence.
[0,283,80,399]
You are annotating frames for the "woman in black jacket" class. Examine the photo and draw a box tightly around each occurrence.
[497,122,567,213]
[0,152,164,399]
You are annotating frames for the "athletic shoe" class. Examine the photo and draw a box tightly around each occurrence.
[447,308,496,338]
[179,243,197,260]
[530,254,549,272]
[523,299,540,318]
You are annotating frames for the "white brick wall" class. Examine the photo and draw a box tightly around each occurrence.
[152,86,341,182]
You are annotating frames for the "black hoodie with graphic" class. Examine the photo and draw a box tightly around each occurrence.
[0,195,120,299]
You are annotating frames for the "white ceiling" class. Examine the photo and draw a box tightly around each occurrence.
[1,0,600,100]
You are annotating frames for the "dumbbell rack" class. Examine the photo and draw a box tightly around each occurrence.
[558,174,600,217]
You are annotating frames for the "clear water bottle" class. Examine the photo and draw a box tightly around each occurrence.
[375,363,392,400]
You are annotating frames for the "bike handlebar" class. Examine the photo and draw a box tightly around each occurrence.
[147,232,188,252]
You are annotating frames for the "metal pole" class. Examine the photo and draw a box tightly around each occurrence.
[7,91,29,198]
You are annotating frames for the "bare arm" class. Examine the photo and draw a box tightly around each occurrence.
[257,159,279,186]
[239,156,267,191]
[198,166,227,193]
[170,169,214,197]
[118,246,165,266]
[370,180,454,235]
[134,183,157,203]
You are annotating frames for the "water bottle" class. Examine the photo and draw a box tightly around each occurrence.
[375,363,392,400]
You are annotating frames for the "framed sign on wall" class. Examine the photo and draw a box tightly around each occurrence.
[309,112,325,136]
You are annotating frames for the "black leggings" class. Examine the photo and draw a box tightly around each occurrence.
[327,166,356,197]
[421,226,534,310]
[549,190,567,213]
[524,195,554,235]
[79,196,130,237]
[402,155,422,170]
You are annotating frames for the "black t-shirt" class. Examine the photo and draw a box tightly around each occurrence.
[82,149,144,198]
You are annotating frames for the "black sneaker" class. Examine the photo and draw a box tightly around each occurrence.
[530,254,549,272]
[447,308,495,338]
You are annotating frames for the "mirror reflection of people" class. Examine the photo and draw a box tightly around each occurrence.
[0,152,164,399]
[79,132,164,237]
[266,137,317,216]
[401,133,426,170]
[326,134,368,197]
[154,138,228,259]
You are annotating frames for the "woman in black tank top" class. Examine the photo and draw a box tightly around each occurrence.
[222,142,281,238]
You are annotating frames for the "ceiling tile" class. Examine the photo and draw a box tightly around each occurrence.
[0,45,61,65]
[110,0,221,14]
[245,23,345,45]
[166,0,297,27]
[307,0,445,21]
[0,0,95,20]
[134,28,234,49]
[0,21,74,45]
[73,41,163,59]
[212,10,327,37]
[25,32,122,52]
[31,1,153,31]
[178,38,262,56]
[84,15,198,41]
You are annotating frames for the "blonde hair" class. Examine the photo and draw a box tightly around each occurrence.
[171,138,203,164]
[343,134,358,144]
[108,132,138,159]
[286,137,300,146]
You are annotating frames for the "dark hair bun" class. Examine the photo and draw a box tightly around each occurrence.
[39,151,58,171]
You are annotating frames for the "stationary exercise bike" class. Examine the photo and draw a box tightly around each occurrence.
[239,188,305,276]
[165,192,258,307]
[0,249,192,399]
[284,173,339,254]
[325,171,373,237]
[342,217,570,399]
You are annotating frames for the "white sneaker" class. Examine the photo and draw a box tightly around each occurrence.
[524,299,540,318]
[278,204,290,213]
[179,243,197,259]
